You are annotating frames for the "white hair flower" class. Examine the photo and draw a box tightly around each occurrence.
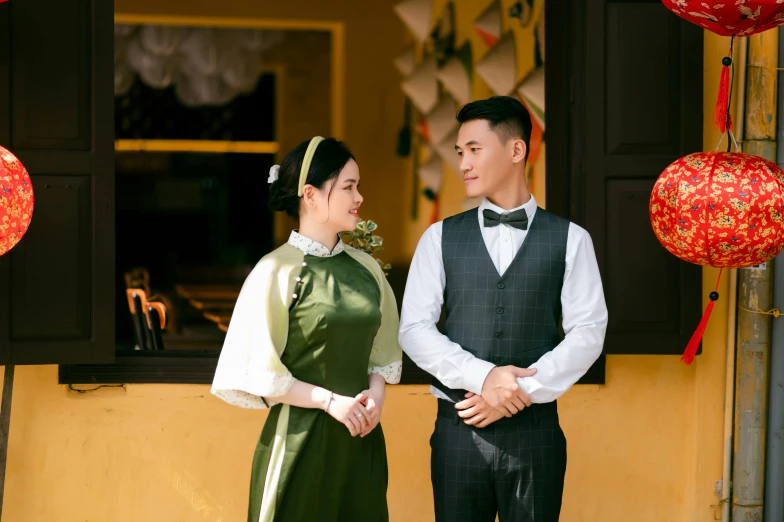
[267,164,280,184]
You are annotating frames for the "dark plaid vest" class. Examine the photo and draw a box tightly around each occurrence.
[434,207,570,402]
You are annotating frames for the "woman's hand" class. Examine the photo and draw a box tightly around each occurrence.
[357,373,387,437]
[326,393,371,437]
[357,388,384,437]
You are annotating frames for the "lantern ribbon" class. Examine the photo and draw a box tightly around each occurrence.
[682,268,724,365]
[714,129,740,153]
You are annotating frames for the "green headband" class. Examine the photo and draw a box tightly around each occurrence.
[297,136,325,197]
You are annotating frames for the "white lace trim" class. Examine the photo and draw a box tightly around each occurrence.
[287,231,345,258]
[368,360,402,384]
[212,389,274,410]
[211,371,295,410]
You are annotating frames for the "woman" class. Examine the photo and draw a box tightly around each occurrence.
[212,136,402,522]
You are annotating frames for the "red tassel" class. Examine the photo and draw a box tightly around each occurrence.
[714,60,733,133]
[681,300,716,365]
[681,269,723,365]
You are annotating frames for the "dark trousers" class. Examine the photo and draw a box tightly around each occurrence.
[430,399,567,522]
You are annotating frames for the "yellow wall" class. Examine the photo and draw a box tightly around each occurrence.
[1,366,438,521]
[1,2,737,521]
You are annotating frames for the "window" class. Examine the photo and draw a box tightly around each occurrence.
[62,21,289,383]
[55,17,441,386]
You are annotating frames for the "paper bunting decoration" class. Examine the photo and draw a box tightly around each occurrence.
[394,0,433,43]
[474,1,502,47]
[418,153,443,194]
[394,44,417,77]
[402,56,439,114]
[418,95,458,146]
[517,67,544,130]
[0,145,34,256]
[433,126,461,176]
[525,115,543,194]
[476,31,517,96]
[514,72,544,194]
[436,41,473,104]
[515,69,545,193]
[517,67,545,192]
[419,151,444,224]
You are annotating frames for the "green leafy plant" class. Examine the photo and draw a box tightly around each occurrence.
[341,219,392,276]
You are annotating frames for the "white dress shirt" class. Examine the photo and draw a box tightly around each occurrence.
[398,195,608,403]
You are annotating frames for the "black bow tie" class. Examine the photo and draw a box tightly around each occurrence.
[482,208,529,230]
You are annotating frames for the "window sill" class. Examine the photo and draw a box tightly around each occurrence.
[59,352,605,386]
[59,351,220,385]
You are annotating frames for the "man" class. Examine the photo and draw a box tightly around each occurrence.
[399,96,608,522]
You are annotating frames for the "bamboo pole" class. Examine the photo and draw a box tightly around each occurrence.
[733,29,778,522]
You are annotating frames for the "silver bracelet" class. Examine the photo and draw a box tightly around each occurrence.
[324,391,335,412]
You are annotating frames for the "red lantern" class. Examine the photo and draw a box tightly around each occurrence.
[0,146,34,256]
[650,151,784,363]
[662,0,784,38]
[651,152,784,267]
[663,1,784,134]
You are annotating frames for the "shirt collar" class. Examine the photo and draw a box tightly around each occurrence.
[479,194,538,221]
[287,231,345,257]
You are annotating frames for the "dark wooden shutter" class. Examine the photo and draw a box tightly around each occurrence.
[0,0,115,364]
[546,0,703,355]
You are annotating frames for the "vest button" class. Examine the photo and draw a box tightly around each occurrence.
[497,283,505,289]
[492,356,502,364]
[495,332,504,339]
[496,307,504,314]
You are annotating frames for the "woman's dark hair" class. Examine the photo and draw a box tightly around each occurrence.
[268,137,355,219]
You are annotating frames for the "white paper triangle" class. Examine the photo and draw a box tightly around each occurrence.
[401,56,439,114]
[421,95,459,145]
[394,0,433,43]
[473,1,502,46]
[394,45,417,77]
[418,154,443,192]
[433,126,461,177]
[517,67,545,129]
[437,54,471,105]
[476,31,517,96]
